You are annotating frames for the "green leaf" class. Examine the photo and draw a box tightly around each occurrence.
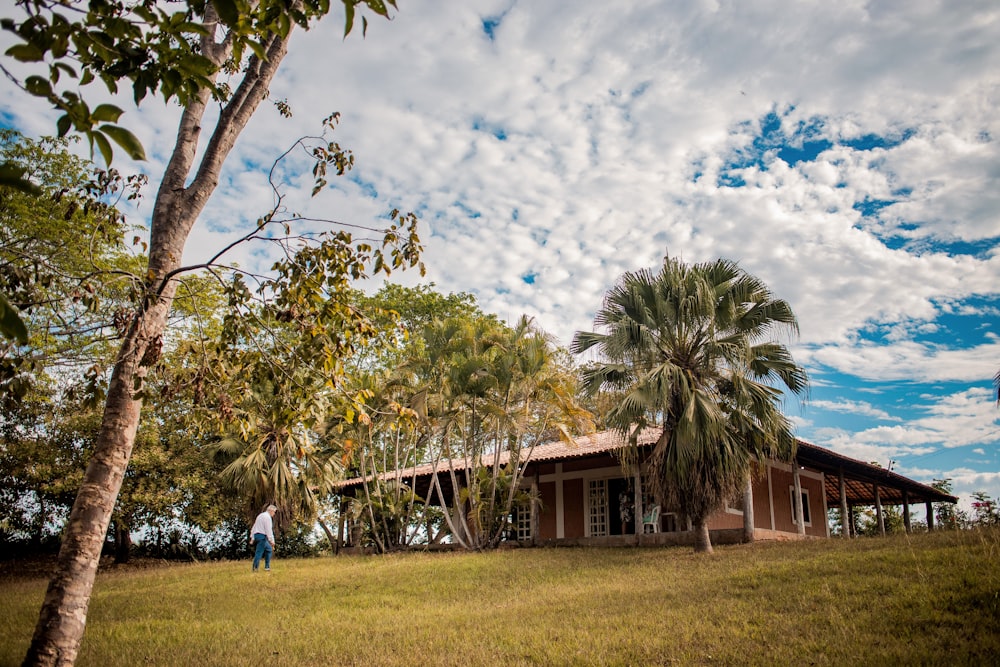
[344,2,355,37]
[92,130,113,166]
[5,43,44,62]
[365,0,389,17]
[56,114,72,138]
[99,124,147,161]
[52,62,77,80]
[211,0,241,27]
[92,104,123,123]
[24,75,53,98]
[246,39,267,62]
[0,292,28,344]
[177,22,211,37]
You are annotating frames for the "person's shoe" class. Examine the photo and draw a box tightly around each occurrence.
[264,568,271,572]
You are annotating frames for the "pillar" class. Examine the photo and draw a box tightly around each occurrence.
[793,462,806,537]
[531,469,540,545]
[838,468,850,539]
[903,490,911,534]
[874,483,885,536]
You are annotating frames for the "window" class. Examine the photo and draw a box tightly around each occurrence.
[588,479,609,537]
[515,501,532,541]
[789,487,812,526]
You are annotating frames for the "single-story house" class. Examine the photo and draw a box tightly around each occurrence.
[339,429,957,547]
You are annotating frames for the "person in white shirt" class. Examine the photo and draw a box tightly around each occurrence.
[250,504,277,571]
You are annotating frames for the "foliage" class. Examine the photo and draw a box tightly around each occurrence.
[404,314,591,550]
[4,1,415,662]
[0,129,145,405]
[932,478,967,529]
[325,286,591,551]
[0,395,92,546]
[573,253,808,553]
[970,491,1000,526]
[854,503,905,536]
[1,0,396,165]
[275,521,327,558]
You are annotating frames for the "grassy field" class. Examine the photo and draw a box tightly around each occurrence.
[2,529,998,666]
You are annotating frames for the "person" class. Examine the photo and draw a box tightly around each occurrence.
[250,504,277,572]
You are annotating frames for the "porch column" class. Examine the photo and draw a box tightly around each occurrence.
[838,467,850,539]
[848,505,855,537]
[742,474,755,543]
[531,469,540,545]
[903,490,911,534]
[926,501,935,531]
[555,463,565,539]
[793,461,806,537]
[874,483,885,536]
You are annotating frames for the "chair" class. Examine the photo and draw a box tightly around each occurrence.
[642,505,661,533]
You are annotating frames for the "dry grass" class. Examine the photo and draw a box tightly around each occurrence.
[2,529,998,666]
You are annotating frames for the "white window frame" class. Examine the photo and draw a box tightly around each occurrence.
[515,500,532,541]
[725,496,745,515]
[587,478,609,537]
[789,486,812,527]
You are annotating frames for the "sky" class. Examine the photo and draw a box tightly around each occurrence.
[2,0,999,514]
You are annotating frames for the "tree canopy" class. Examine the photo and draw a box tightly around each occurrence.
[573,254,808,553]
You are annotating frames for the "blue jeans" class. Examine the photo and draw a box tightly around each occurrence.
[253,533,272,570]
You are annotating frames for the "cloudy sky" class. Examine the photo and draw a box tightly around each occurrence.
[3,0,999,513]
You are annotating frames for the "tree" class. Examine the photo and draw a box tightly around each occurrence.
[403,314,591,550]
[4,2,415,664]
[970,491,1000,527]
[0,130,145,406]
[572,254,808,553]
[321,285,498,552]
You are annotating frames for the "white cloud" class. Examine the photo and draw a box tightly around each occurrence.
[3,0,999,495]
[806,399,901,422]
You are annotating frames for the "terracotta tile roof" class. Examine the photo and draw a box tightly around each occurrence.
[338,428,658,487]
[337,427,955,504]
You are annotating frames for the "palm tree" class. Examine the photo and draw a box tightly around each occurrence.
[572,254,808,553]
[207,375,342,530]
[409,314,590,549]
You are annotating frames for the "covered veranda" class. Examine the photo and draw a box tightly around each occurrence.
[795,442,957,536]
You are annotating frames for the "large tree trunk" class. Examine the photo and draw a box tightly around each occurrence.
[693,517,713,554]
[23,22,293,667]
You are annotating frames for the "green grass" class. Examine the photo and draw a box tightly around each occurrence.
[2,529,999,666]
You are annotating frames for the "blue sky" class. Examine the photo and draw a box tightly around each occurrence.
[2,0,998,512]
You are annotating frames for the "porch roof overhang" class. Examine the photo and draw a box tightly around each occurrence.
[336,429,957,507]
[794,441,956,506]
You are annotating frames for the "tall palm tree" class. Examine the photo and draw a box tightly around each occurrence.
[408,314,590,549]
[572,254,808,553]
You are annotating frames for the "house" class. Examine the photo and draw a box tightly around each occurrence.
[338,429,957,547]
